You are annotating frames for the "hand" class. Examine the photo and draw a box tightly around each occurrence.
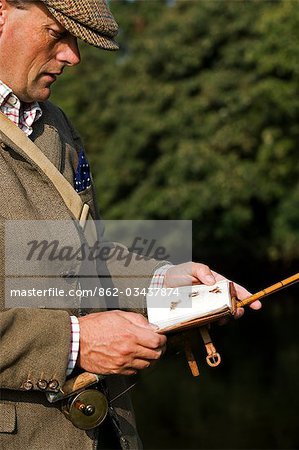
[77,310,167,375]
[163,262,262,319]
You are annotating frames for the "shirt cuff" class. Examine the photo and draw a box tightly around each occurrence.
[66,316,80,377]
[150,264,173,289]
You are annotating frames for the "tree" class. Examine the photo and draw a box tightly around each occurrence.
[53,0,299,266]
[52,2,299,448]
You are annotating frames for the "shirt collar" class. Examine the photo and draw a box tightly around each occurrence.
[0,80,42,136]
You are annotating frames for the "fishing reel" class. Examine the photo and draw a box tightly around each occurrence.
[46,373,109,430]
[61,388,108,430]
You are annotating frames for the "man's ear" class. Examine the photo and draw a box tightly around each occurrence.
[0,1,5,27]
[0,0,8,27]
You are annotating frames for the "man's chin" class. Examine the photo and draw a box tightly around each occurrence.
[33,87,52,103]
[20,85,52,103]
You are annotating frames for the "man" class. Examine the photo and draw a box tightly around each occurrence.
[0,1,261,449]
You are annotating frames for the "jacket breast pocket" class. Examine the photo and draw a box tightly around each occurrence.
[0,403,17,433]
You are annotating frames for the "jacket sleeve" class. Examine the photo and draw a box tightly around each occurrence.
[0,307,71,392]
[0,211,72,392]
[100,241,169,314]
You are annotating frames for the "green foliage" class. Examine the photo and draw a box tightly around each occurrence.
[51,2,299,448]
[52,0,299,265]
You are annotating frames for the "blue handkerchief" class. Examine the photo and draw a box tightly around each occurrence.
[74,149,91,193]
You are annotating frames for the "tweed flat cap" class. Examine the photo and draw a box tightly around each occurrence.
[41,0,119,50]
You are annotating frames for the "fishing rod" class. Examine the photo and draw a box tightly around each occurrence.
[237,273,299,308]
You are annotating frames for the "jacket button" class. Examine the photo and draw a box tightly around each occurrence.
[22,380,33,391]
[37,379,48,390]
[48,379,59,391]
[61,270,76,277]
[61,270,76,284]
[0,142,6,149]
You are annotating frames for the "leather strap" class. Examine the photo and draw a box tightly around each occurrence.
[0,111,97,241]
[199,326,221,367]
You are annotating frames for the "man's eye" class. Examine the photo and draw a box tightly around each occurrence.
[49,28,64,39]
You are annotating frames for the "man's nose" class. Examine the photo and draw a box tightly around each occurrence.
[57,36,81,67]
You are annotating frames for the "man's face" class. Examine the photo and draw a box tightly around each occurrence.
[0,0,81,102]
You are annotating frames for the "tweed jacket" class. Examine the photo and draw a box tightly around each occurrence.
[0,101,162,450]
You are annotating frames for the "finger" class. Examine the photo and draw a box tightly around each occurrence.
[217,317,230,326]
[160,343,167,355]
[212,272,262,313]
[135,328,167,350]
[211,270,226,282]
[233,282,252,300]
[118,344,166,373]
[134,345,165,362]
[234,307,244,319]
[229,282,262,309]
[193,263,216,285]
[130,359,152,371]
[130,358,165,372]
[164,262,193,287]
[122,368,138,376]
[211,272,252,299]
[249,300,262,310]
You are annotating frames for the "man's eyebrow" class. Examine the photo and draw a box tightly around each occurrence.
[48,23,65,30]
[45,24,69,37]
[45,17,67,32]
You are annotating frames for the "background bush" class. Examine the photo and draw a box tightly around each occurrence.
[53,1,299,448]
